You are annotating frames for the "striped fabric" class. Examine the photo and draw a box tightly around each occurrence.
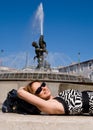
[58,89,83,115]
[58,89,93,115]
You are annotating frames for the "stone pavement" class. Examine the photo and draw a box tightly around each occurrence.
[0,111,93,130]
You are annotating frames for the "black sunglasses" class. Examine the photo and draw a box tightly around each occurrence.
[35,82,46,95]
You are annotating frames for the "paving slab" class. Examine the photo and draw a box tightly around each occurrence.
[0,111,93,130]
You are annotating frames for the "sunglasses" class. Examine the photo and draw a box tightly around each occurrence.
[35,82,46,95]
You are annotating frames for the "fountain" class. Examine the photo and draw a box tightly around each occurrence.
[32,3,50,70]
[0,2,92,93]
[34,2,44,36]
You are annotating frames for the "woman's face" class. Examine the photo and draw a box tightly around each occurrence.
[31,82,52,100]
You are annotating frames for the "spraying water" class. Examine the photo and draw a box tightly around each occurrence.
[35,2,44,35]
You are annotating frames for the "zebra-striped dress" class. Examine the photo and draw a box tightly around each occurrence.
[57,89,93,115]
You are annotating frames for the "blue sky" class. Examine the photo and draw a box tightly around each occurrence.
[0,0,93,69]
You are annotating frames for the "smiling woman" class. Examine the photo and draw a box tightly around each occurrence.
[17,80,93,115]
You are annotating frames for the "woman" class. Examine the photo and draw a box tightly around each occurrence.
[17,80,93,115]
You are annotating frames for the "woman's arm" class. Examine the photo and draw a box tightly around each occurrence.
[17,87,65,114]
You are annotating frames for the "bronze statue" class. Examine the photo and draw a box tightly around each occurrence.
[32,35,48,69]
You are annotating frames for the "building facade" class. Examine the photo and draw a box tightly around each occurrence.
[58,59,93,81]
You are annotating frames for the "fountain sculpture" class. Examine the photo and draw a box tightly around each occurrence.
[32,35,49,69]
[32,3,50,70]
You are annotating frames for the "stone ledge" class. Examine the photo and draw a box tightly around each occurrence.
[0,111,93,130]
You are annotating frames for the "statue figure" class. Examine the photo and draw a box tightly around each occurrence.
[32,35,48,69]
